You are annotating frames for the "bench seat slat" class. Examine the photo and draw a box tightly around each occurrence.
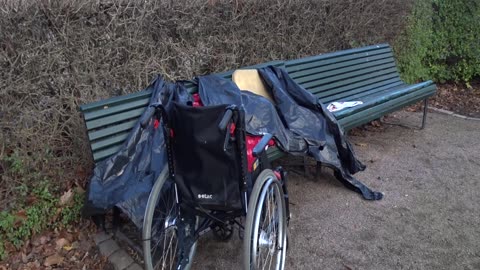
[338,84,436,130]
[266,146,285,160]
[334,81,435,119]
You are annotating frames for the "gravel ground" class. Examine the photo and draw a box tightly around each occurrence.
[191,111,480,270]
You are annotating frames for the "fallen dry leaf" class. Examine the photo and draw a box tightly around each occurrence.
[371,120,381,127]
[31,235,51,247]
[74,185,85,194]
[21,252,28,263]
[14,210,28,226]
[355,142,367,147]
[44,254,64,267]
[55,238,70,250]
[59,189,74,206]
[26,195,38,205]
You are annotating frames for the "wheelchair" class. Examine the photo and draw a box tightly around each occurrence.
[142,101,290,270]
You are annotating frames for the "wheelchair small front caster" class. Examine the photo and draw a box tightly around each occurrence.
[211,222,234,241]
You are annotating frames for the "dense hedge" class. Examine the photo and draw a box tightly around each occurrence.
[395,0,480,84]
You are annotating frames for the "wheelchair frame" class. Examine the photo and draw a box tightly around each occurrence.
[142,103,290,270]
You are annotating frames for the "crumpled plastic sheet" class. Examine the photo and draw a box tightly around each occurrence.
[83,67,383,228]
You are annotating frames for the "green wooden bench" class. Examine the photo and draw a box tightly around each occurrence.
[80,44,436,164]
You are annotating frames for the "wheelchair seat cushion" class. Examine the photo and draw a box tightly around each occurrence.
[168,102,244,211]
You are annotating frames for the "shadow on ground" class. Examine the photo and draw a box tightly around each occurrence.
[191,111,480,270]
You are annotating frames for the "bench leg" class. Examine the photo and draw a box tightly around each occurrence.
[303,156,308,177]
[421,98,428,129]
[316,161,322,178]
[380,98,429,130]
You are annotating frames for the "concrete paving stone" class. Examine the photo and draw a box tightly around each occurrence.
[109,250,134,270]
[98,239,120,258]
[126,263,143,270]
[94,231,112,245]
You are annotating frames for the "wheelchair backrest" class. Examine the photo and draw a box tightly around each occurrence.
[166,102,247,211]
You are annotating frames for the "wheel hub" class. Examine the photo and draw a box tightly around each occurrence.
[164,216,176,229]
[259,229,276,253]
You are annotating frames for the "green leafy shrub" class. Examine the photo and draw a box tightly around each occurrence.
[0,176,84,260]
[395,0,480,84]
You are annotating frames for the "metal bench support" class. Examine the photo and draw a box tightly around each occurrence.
[421,98,428,129]
[380,98,430,130]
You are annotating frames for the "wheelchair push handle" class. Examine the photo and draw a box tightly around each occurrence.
[140,103,164,128]
[252,133,273,157]
[218,109,233,131]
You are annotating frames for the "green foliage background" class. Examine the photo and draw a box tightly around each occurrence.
[395,0,480,84]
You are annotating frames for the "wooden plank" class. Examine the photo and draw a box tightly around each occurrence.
[294,59,396,86]
[287,48,393,76]
[84,98,150,121]
[93,145,122,162]
[325,80,434,105]
[321,80,404,104]
[289,53,395,80]
[80,89,152,113]
[312,72,401,98]
[86,107,146,131]
[266,146,286,161]
[91,132,129,152]
[286,44,390,68]
[333,82,434,119]
[308,67,399,95]
[88,119,138,141]
[338,85,437,130]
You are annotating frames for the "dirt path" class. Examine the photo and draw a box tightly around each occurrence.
[192,111,480,270]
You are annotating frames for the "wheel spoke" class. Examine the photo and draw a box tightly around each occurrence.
[245,170,287,270]
[261,180,284,270]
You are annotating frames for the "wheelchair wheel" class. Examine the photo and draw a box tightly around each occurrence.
[244,169,287,270]
[143,167,197,270]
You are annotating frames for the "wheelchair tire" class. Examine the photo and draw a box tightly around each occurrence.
[243,169,287,270]
[143,167,197,270]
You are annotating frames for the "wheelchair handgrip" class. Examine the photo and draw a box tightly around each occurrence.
[252,133,273,157]
[140,107,156,128]
[218,109,233,131]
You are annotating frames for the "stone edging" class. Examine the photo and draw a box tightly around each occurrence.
[94,232,143,270]
[429,107,480,121]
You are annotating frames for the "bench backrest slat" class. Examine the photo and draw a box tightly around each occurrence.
[81,45,405,163]
[285,44,402,104]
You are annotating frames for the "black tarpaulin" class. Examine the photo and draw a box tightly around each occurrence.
[82,76,193,227]
[83,67,382,228]
[198,66,383,201]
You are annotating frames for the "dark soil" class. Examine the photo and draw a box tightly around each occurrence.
[430,80,480,118]
[0,221,112,270]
